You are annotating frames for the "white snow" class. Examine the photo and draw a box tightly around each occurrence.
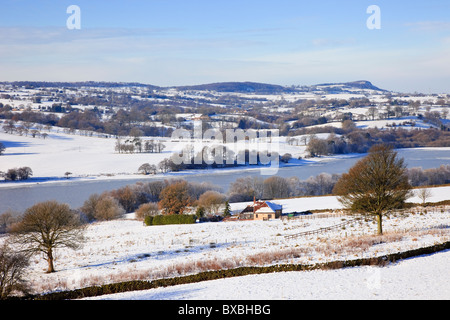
[2,190,447,299]
[0,125,319,186]
[86,249,450,300]
[1,114,450,300]
[0,128,170,180]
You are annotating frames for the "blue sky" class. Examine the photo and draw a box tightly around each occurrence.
[1,0,450,93]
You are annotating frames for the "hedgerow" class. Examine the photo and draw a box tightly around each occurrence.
[144,214,196,226]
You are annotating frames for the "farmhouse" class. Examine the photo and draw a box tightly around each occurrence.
[239,200,282,221]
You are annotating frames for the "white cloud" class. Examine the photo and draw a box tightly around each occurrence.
[312,38,357,47]
[1,26,450,93]
[404,21,450,32]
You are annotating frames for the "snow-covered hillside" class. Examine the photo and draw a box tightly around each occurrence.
[1,81,449,300]
[2,189,447,299]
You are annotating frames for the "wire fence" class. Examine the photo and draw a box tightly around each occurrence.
[284,217,364,240]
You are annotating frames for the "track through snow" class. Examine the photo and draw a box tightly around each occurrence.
[87,249,450,300]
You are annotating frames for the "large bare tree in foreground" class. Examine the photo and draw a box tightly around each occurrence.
[11,201,85,273]
[333,145,412,235]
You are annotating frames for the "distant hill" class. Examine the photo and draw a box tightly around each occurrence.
[172,82,290,94]
[1,80,387,94]
[314,80,386,92]
[173,80,386,94]
[0,81,160,90]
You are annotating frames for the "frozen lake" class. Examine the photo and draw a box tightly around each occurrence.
[1,148,449,214]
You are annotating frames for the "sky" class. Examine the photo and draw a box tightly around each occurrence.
[1,0,450,93]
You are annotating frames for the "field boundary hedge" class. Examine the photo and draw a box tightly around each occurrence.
[25,241,450,300]
[144,214,196,226]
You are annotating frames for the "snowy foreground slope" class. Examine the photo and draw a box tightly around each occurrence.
[86,249,450,300]
[5,187,446,300]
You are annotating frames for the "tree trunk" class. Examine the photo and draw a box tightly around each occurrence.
[47,248,55,273]
[377,213,383,235]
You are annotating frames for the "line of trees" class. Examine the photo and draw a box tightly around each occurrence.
[115,138,166,154]
[2,120,50,139]
[407,165,450,186]
[304,126,450,158]
[78,179,225,221]
[149,147,282,174]
[0,167,33,181]
[227,164,450,203]
[227,174,341,203]
[0,107,175,138]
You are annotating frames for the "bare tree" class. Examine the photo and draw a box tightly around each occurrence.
[109,186,138,213]
[0,142,5,155]
[263,176,291,199]
[10,201,85,273]
[17,167,32,180]
[94,195,125,221]
[198,191,226,216]
[228,176,264,202]
[0,210,19,234]
[366,106,378,120]
[417,188,433,205]
[306,138,329,157]
[135,202,159,220]
[333,145,412,235]
[0,243,30,299]
[80,193,100,221]
[280,153,292,163]
[139,180,168,203]
[138,163,155,175]
[158,158,172,173]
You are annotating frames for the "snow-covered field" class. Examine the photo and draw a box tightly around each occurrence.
[0,129,170,180]
[2,189,448,299]
[1,122,450,300]
[87,249,450,300]
[0,127,308,185]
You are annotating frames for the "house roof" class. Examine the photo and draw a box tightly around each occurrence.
[239,200,283,215]
[254,201,282,214]
[266,201,282,211]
